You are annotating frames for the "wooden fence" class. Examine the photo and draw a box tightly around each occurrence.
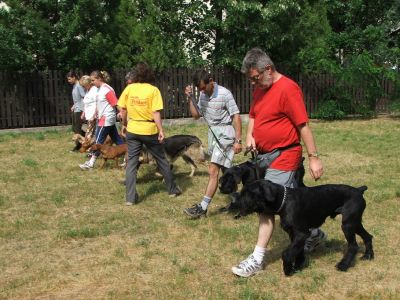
[0,68,394,129]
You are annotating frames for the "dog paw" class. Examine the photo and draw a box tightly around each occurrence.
[335,261,349,272]
[294,256,308,271]
[283,262,295,276]
[360,252,374,260]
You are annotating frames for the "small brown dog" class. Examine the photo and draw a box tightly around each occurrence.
[90,143,128,169]
[72,134,113,153]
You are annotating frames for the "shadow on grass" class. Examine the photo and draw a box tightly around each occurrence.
[263,237,348,266]
[132,170,206,203]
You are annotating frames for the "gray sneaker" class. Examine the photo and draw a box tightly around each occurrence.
[232,254,264,277]
[184,203,206,218]
[79,161,93,170]
[304,229,327,253]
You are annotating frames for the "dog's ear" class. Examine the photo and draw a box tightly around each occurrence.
[233,172,242,184]
[260,181,280,203]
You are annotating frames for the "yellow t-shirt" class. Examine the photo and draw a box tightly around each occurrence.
[117,83,163,135]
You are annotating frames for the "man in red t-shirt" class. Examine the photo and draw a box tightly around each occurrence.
[232,48,325,278]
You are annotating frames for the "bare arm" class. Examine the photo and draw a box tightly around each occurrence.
[152,110,165,142]
[246,117,256,150]
[185,85,201,119]
[232,114,242,154]
[298,122,323,180]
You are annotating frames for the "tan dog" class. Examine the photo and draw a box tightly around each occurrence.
[90,143,128,169]
[139,135,208,177]
[72,134,112,153]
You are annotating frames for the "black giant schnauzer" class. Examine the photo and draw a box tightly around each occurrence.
[231,180,374,276]
[219,158,305,214]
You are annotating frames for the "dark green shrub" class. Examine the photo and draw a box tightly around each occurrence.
[311,100,345,120]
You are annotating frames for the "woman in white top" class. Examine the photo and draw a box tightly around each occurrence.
[79,75,97,141]
[79,70,125,170]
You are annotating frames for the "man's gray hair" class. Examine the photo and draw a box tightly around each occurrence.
[241,48,275,74]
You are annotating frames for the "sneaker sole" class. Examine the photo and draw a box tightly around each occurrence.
[231,267,263,278]
[304,232,327,253]
[183,209,206,219]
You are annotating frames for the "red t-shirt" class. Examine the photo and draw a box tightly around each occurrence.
[249,76,308,170]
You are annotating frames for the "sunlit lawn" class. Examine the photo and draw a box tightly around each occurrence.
[0,117,399,299]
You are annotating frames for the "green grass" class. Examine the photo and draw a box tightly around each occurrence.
[0,117,399,299]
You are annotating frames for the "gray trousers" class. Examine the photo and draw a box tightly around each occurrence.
[125,132,179,203]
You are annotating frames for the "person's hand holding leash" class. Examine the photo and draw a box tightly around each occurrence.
[184,85,193,97]
[158,130,165,143]
[233,142,242,154]
[245,136,256,152]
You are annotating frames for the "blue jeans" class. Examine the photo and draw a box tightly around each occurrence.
[93,125,124,157]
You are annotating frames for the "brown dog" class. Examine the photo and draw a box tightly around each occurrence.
[90,143,128,169]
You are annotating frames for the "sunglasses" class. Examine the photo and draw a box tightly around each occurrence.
[248,70,265,83]
[248,66,272,83]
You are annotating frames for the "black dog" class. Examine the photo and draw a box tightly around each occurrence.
[219,158,305,214]
[219,160,266,194]
[232,180,374,276]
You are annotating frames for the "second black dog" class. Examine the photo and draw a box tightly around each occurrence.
[219,160,266,194]
[231,180,374,276]
[219,158,305,214]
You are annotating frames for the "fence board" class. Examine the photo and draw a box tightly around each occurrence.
[0,69,395,129]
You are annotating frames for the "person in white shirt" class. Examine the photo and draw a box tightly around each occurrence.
[79,71,125,170]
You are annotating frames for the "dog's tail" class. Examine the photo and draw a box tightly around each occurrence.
[357,186,368,194]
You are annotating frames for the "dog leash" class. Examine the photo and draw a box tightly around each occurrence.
[276,186,287,213]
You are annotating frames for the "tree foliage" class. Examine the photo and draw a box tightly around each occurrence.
[0,0,398,78]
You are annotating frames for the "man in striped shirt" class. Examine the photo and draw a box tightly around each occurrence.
[184,70,242,218]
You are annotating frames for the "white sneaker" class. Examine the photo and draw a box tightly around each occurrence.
[304,229,327,253]
[79,161,93,170]
[231,254,264,277]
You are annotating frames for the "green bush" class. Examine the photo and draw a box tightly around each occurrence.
[311,100,346,120]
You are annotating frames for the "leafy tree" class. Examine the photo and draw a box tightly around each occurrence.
[55,0,118,71]
[0,23,28,70]
[0,0,57,70]
[113,0,191,70]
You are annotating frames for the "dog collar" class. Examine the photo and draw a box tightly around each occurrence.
[276,186,287,213]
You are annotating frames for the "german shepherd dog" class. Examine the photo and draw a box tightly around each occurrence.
[231,180,374,276]
[140,134,208,177]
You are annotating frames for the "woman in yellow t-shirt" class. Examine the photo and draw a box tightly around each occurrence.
[118,63,181,205]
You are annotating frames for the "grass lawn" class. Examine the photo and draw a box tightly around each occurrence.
[0,117,399,299]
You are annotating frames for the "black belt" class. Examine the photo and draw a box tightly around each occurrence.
[130,119,155,123]
[258,142,301,155]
